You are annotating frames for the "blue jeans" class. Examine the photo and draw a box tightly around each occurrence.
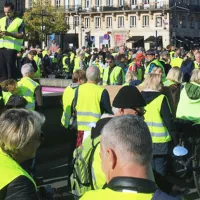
[152,155,167,176]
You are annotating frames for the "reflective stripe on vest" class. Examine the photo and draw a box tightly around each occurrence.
[0,17,23,51]
[0,148,36,190]
[2,91,12,105]
[102,66,124,85]
[76,83,104,131]
[17,77,39,110]
[144,94,171,143]
[62,56,69,72]
[61,86,76,128]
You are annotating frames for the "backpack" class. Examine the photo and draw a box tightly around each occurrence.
[70,135,100,197]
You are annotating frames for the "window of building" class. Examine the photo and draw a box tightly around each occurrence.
[190,17,195,29]
[65,17,69,25]
[155,16,162,27]
[142,15,149,27]
[56,0,61,7]
[130,16,136,27]
[198,20,200,29]
[85,18,90,28]
[106,17,112,28]
[181,16,186,28]
[16,0,21,11]
[131,0,137,5]
[96,0,101,6]
[106,0,113,6]
[142,0,149,4]
[65,0,69,9]
[74,16,79,28]
[118,16,124,28]
[95,17,101,28]
[118,0,124,6]
[85,0,90,8]
[29,0,33,8]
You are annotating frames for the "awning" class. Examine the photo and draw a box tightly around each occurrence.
[184,36,195,43]
[144,36,162,43]
[176,36,185,43]
[126,36,143,43]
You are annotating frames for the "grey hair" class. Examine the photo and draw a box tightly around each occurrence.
[86,65,100,82]
[101,115,152,166]
[21,63,34,76]
[0,109,45,157]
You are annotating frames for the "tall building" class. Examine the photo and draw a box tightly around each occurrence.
[25,0,200,49]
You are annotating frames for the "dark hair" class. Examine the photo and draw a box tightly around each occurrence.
[4,2,15,10]
[106,55,114,61]
[72,70,86,83]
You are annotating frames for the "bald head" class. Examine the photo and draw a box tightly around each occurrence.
[86,65,100,82]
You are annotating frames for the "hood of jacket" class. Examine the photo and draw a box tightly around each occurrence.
[141,91,162,104]
[184,82,200,101]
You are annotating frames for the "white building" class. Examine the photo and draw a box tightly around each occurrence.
[25,0,200,49]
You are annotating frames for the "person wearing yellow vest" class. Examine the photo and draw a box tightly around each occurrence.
[0,79,27,108]
[141,74,176,176]
[17,64,43,111]
[75,66,112,147]
[176,69,200,124]
[160,50,171,75]
[103,55,124,85]
[0,109,45,199]
[80,115,177,200]
[0,2,25,81]
[70,86,148,198]
[194,52,200,69]
[170,48,183,68]
[73,52,87,72]
[144,50,166,82]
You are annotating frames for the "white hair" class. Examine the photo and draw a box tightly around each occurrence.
[21,63,34,76]
[86,66,100,82]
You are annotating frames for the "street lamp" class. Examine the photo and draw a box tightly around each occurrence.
[29,9,54,48]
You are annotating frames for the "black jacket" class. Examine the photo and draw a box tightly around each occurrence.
[0,176,39,200]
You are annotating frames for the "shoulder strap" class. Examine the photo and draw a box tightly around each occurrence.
[72,86,79,112]
[88,141,100,190]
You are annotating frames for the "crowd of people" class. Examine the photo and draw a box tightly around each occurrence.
[1,1,200,200]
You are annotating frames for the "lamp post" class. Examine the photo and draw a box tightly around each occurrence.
[30,9,54,48]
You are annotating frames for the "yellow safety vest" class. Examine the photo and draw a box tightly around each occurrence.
[62,56,69,72]
[194,62,200,69]
[0,148,36,190]
[2,91,12,105]
[34,55,41,78]
[103,66,124,85]
[42,50,48,58]
[144,59,166,82]
[73,57,81,72]
[144,94,172,143]
[94,62,104,79]
[80,188,154,200]
[163,80,175,87]
[0,17,24,51]
[70,52,75,64]
[76,83,104,131]
[61,86,75,128]
[176,82,200,124]
[170,57,183,68]
[17,77,39,110]
[170,51,175,61]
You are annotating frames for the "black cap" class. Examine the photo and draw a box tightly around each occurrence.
[146,50,155,56]
[113,86,146,109]
[91,117,112,139]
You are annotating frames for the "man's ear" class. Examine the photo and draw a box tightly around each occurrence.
[119,108,124,115]
[107,148,117,170]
